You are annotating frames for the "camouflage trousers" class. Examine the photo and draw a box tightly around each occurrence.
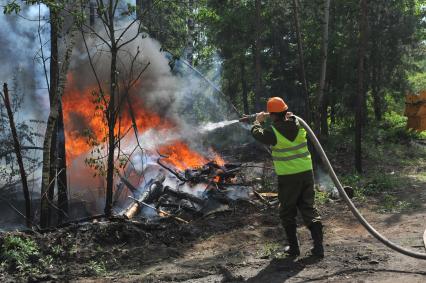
[277,170,322,227]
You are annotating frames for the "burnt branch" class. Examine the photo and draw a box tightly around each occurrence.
[157,157,187,182]
[1,83,32,227]
[81,30,107,105]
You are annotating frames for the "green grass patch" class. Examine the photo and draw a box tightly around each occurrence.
[86,260,107,276]
[260,242,287,259]
[315,190,329,205]
[340,170,407,200]
[0,235,40,274]
[376,194,420,214]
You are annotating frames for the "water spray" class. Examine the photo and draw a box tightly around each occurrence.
[197,113,266,133]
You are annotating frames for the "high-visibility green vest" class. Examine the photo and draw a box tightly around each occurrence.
[271,125,313,175]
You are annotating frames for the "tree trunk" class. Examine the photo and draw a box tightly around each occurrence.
[371,45,382,121]
[330,96,336,126]
[371,67,382,121]
[136,0,142,18]
[355,0,368,173]
[57,101,68,224]
[47,122,57,226]
[317,0,331,138]
[40,6,77,228]
[104,68,117,217]
[292,0,311,123]
[227,73,238,107]
[40,9,59,228]
[362,59,369,126]
[254,0,263,112]
[320,86,329,137]
[89,0,95,26]
[2,83,32,227]
[186,0,195,65]
[241,61,249,114]
[105,1,118,217]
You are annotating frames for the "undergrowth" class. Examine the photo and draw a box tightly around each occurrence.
[0,235,41,275]
[325,111,425,212]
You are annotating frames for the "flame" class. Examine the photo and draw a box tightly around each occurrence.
[63,76,106,160]
[62,73,225,170]
[212,152,225,167]
[158,141,208,170]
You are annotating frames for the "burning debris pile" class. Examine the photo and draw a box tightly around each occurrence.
[57,29,261,221]
[114,156,259,223]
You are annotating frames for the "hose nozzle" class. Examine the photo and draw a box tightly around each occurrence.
[239,114,256,123]
[239,112,269,123]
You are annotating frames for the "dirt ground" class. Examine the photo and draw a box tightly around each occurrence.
[104,201,426,283]
[2,189,425,283]
[1,142,426,282]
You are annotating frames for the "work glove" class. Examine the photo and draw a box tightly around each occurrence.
[256,112,268,123]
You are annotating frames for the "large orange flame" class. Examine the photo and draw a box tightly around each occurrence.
[62,73,225,170]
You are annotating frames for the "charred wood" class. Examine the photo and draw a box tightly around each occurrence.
[253,190,272,207]
[122,173,165,219]
[129,196,189,224]
[163,186,204,205]
[157,157,187,181]
[158,202,202,216]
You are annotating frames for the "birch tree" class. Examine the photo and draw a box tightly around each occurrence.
[40,3,78,228]
[316,0,330,138]
[79,0,150,216]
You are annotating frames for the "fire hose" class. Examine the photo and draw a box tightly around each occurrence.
[172,57,426,259]
[293,115,426,260]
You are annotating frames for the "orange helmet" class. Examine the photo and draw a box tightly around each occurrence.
[267,97,288,113]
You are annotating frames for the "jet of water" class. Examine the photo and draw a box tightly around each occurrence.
[198,119,239,133]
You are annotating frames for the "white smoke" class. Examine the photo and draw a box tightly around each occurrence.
[68,20,247,156]
[0,2,50,118]
[1,5,253,218]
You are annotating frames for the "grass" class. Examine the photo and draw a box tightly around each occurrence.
[260,242,287,259]
[86,260,107,276]
[315,190,330,205]
[376,194,420,214]
[325,110,426,209]
[0,235,41,275]
[0,234,109,278]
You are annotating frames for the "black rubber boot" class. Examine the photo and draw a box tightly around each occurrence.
[308,222,324,258]
[284,225,300,257]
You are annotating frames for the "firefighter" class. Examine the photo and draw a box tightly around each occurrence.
[251,97,324,257]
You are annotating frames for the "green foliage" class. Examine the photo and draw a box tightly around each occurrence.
[51,245,63,257]
[363,174,401,195]
[3,1,21,14]
[86,260,107,276]
[260,242,286,259]
[409,72,426,92]
[122,3,137,16]
[141,0,190,55]
[1,235,40,274]
[3,0,66,14]
[408,45,426,92]
[314,190,329,205]
[374,111,426,143]
[376,194,419,213]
